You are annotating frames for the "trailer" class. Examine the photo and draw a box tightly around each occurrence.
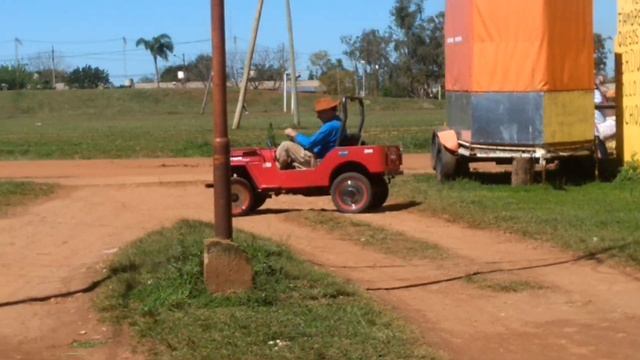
[434,0,603,184]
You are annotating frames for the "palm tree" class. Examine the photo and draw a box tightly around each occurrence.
[136,34,174,88]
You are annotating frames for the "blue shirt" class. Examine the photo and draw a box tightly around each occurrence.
[294,117,342,159]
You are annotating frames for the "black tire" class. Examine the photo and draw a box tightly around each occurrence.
[435,144,457,183]
[330,172,373,214]
[251,192,268,211]
[560,156,596,185]
[455,158,470,178]
[430,134,439,171]
[370,176,390,210]
[230,177,255,217]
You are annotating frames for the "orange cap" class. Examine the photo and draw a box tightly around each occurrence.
[314,97,340,112]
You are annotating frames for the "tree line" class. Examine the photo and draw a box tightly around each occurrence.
[307,0,610,98]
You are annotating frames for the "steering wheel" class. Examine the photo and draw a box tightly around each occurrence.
[266,123,276,148]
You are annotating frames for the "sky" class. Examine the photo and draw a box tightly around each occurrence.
[0,0,618,85]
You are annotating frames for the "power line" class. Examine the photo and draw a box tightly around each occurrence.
[18,37,124,44]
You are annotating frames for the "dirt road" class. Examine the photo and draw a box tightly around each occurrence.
[1,155,638,359]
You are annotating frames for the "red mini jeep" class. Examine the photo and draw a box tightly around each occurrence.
[229,97,403,216]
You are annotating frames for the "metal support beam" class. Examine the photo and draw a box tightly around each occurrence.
[285,0,300,126]
[232,0,264,130]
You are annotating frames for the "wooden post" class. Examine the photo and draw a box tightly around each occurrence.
[512,157,535,186]
[285,0,300,126]
[231,0,264,129]
[200,72,213,115]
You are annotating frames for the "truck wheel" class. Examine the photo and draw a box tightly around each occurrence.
[431,134,440,171]
[435,144,457,182]
[370,176,389,210]
[455,158,470,178]
[560,156,596,184]
[230,177,255,216]
[331,172,373,214]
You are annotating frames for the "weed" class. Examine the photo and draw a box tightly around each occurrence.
[464,275,545,293]
[615,155,640,183]
[71,340,107,349]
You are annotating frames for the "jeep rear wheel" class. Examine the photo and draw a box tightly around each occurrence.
[331,172,372,214]
[251,192,268,211]
[370,176,389,210]
[230,177,255,217]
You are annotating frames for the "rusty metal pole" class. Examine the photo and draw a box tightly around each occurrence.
[211,0,232,240]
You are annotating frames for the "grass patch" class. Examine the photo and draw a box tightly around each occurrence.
[97,220,436,360]
[71,340,107,349]
[615,156,640,183]
[0,89,442,160]
[392,175,640,266]
[463,275,545,293]
[293,211,445,260]
[0,181,56,215]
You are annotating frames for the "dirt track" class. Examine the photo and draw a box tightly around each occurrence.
[1,155,639,359]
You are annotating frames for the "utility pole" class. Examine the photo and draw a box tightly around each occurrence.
[200,71,213,114]
[354,62,359,97]
[51,46,56,89]
[360,61,367,97]
[14,38,21,66]
[14,38,22,82]
[232,0,264,130]
[285,0,300,126]
[182,53,187,87]
[283,72,288,112]
[232,36,238,86]
[123,37,128,86]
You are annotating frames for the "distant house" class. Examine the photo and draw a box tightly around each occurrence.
[133,79,326,93]
[292,80,326,93]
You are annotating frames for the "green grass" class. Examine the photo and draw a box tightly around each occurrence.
[0,89,443,160]
[71,340,107,349]
[293,210,445,260]
[392,175,640,266]
[0,181,56,215]
[463,275,545,293]
[97,220,436,360]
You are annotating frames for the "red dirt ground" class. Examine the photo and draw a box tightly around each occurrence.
[1,155,638,359]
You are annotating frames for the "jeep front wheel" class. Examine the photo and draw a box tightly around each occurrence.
[230,177,255,217]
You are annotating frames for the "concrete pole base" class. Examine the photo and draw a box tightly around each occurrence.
[204,238,253,295]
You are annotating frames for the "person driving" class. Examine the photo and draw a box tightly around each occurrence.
[594,74,616,159]
[276,97,343,169]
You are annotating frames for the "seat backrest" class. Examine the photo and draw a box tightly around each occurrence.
[337,96,365,147]
[339,133,361,147]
